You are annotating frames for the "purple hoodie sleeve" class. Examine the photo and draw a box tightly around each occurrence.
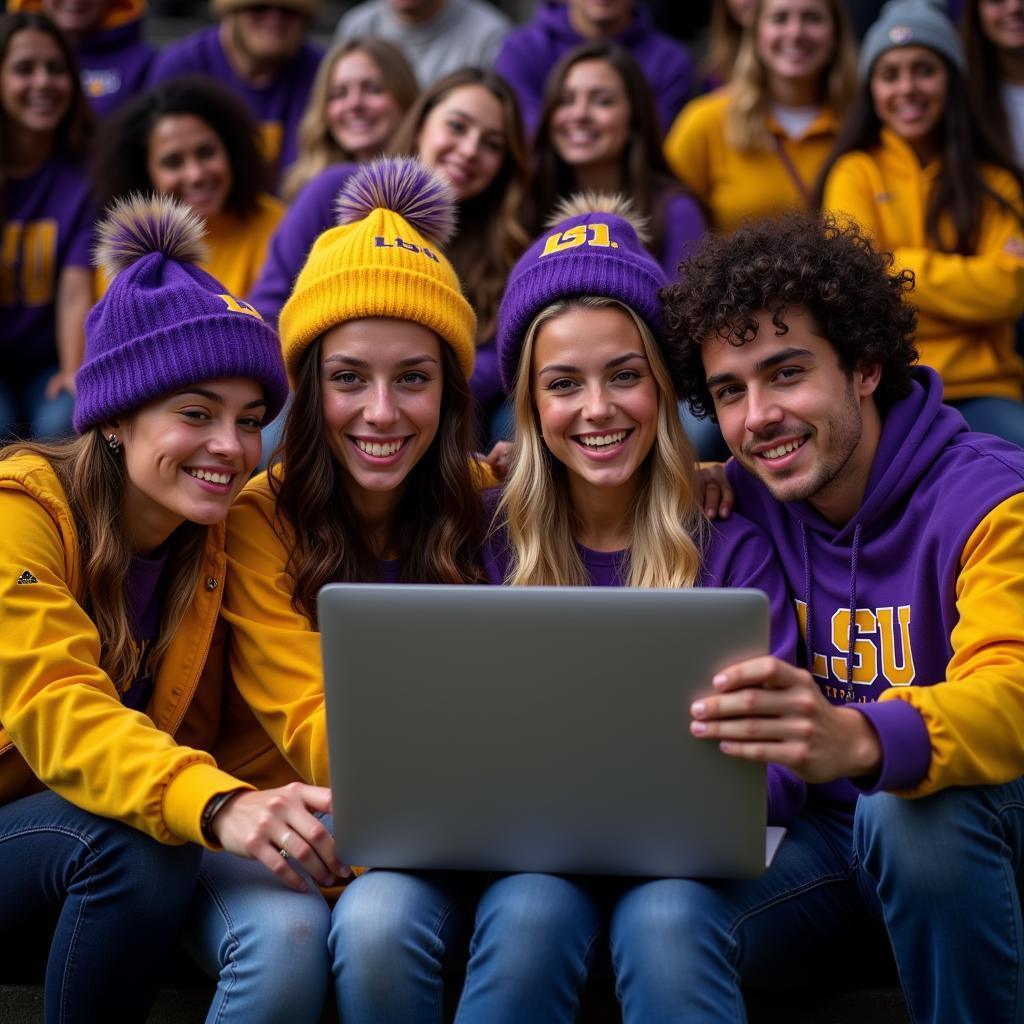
[848,699,933,793]
[659,191,706,282]
[247,167,351,324]
[469,337,504,408]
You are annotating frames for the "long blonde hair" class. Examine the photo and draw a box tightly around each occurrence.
[1,432,206,692]
[282,37,418,202]
[725,0,857,152]
[495,297,706,589]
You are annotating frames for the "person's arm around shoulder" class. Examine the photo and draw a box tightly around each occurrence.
[221,472,331,787]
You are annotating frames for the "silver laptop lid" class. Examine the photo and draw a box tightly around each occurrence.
[320,584,770,878]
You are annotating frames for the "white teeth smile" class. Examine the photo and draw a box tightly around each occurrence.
[760,439,805,460]
[187,468,231,484]
[355,438,404,457]
[579,431,626,448]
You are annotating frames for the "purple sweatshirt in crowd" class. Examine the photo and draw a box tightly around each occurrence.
[247,163,359,325]
[78,19,155,118]
[727,367,1024,808]
[149,28,322,187]
[651,184,705,281]
[3,156,95,370]
[483,494,808,826]
[494,0,694,136]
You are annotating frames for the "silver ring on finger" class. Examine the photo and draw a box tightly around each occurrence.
[279,831,292,860]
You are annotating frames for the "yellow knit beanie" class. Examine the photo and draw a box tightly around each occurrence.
[279,157,476,385]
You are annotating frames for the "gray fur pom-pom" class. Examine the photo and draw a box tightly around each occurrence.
[94,193,208,280]
[547,192,652,246]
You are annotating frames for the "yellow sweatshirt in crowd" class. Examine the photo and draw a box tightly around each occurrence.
[663,88,839,234]
[824,129,1024,402]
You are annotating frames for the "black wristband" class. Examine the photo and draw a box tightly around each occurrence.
[201,789,242,843]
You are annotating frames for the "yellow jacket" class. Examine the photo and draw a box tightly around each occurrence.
[823,129,1024,401]
[219,471,328,790]
[0,453,251,845]
[663,88,839,234]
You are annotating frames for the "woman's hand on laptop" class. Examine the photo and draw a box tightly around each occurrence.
[688,656,883,784]
[209,783,352,891]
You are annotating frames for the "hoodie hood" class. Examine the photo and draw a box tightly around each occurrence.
[537,0,659,49]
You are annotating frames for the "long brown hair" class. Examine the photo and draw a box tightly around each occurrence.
[282,37,418,201]
[815,57,1024,254]
[1,432,206,692]
[271,340,485,627]
[530,43,699,262]
[0,12,94,217]
[388,68,530,344]
[962,0,1017,162]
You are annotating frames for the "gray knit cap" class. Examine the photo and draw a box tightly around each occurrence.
[859,0,965,78]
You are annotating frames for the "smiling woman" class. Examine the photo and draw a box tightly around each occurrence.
[92,75,283,297]
[819,0,1024,446]
[0,11,95,439]
[0,194,350,1024]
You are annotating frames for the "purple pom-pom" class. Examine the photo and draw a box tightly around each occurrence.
[334,157,457,246]
[94,193,207,280]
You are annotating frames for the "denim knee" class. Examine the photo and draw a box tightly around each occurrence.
[855,787,1014,897]
[468,873,604,985]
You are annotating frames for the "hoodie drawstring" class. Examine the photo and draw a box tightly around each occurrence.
[800,521,863,703]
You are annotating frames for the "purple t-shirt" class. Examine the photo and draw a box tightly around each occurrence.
[78,20,156,118]
[3,156,95,370]
[121,545,171,711]
[482,494,806,825]
[149,28,323,187]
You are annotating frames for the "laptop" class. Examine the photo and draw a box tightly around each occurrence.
[320,584,785,879]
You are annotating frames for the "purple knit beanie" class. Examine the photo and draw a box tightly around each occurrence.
[74,194,289,433]
[496,194,667,393]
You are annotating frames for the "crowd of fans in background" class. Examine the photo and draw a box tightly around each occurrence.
[3,0,1023,450]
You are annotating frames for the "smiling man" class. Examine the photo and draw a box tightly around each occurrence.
[149,0,323,188]
[648,212,1024,1023]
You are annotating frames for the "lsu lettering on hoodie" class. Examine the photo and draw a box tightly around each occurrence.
[728,367,1024,807]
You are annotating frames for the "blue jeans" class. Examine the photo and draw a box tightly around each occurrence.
[950,396,1024,448]
[330,869,605,1023]
[181,846,332,1024]
[0,790,202,1024]
[610,781,1024,1023]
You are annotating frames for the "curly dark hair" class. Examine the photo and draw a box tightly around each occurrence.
[92,75,270,218]
[662,213,919,419]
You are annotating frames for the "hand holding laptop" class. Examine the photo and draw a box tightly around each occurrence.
[689,655,884,783]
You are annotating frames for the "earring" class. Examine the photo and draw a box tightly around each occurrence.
[107,434,121,453]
